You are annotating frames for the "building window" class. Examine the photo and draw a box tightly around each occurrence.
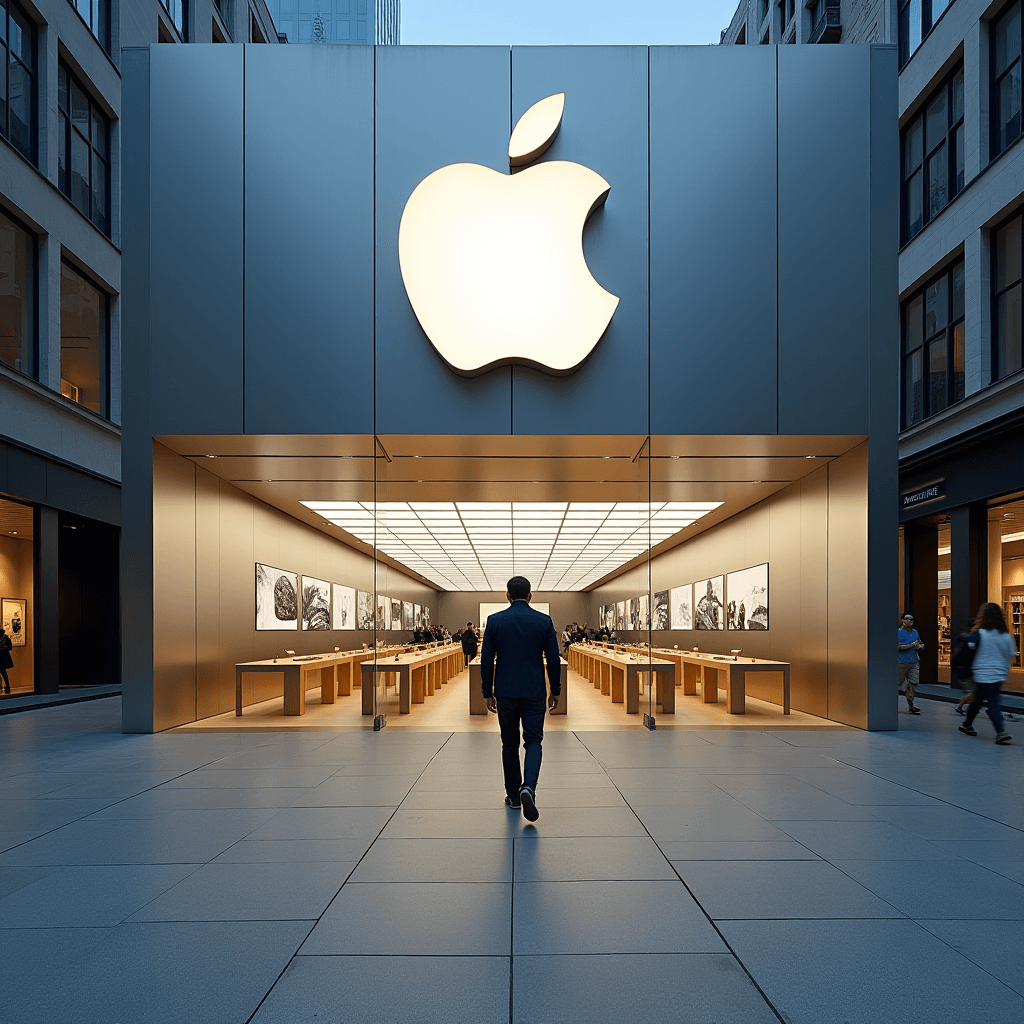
[161,0,187,38]
[0,205,36,379]
[900,0,953,67]
[902,260,966,428]
[57,62,110,236]
[250,10,267,42]
[60,261,108,417]
[901,65,964,244]
[993,211,1023,381]
[0,0,36,163]
[67,0,110,52]
[992,1,1022,158]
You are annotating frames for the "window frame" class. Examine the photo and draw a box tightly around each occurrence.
[901,259,966,429]
[0,0,38,164]
[160,0,188,40]
[0,201,38,381]
[991,0,1022,160]
[899,0,956,68]
[65,0,110,53]
[991,208,1024,383]
[59,257,110,419]
[900,63,965,245]
[57,59,111,237]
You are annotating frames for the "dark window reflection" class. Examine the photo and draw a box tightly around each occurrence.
[57,60,109,237]
[0,206,35,378]
[60,261,108,417]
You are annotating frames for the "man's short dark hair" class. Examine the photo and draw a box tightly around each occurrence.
[507,576,531,600]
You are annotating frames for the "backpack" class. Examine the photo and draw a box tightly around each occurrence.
[950,631,979,676]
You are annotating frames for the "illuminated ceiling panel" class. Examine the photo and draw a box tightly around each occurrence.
[301,500,722,592]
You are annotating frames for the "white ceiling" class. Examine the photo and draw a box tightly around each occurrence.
[300,499,721,592]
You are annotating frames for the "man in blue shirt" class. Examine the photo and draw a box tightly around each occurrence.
[897,612,923,715]
[481,576,561,822]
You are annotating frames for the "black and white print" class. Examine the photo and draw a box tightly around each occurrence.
[333,584,356,630]
[390,598,402,631]
[727,563,769,630]
[670,584,692,630]
[653,590,670,630]
[638,594,650,630]
[414,604,423,628]
[403,601,414,630]
[1,597,27,646]
[255,564,298,631]
[357,590,374,630]
[301,577,331,631]
[616,601,626,630]
[694,576,725,631]
[376,594,389,630]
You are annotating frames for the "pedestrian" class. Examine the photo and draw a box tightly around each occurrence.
[481,576,561,822]
[951,618,979,716]
[958,602,1015,745]
[461,620,478,667]
[0,624,13,694]
[897,612,923,715]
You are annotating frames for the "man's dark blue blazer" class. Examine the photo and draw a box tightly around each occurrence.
[480,600,562,701]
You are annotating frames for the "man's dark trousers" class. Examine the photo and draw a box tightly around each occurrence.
[496,697,546,801]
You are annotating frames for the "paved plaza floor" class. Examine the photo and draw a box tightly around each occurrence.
[0,695,1021,1023]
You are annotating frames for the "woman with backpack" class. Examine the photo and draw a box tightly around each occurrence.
[958,603,1015,745]
[0,624,13,694]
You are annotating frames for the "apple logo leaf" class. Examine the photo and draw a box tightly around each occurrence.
[509,93,565,169]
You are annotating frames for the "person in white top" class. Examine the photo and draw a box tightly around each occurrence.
[958,603,1016,745]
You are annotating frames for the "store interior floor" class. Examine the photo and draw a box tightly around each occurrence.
[179,666,836,733]
[0,696,1020,1024]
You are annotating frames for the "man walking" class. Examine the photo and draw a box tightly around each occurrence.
[461,621,479,668]
[481,576,561,822]
[897,612,923,715]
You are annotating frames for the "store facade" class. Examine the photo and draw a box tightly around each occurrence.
[122,43,898,733]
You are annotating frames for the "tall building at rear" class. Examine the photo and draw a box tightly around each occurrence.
[722,0,1024,694]
[267,0,400,43]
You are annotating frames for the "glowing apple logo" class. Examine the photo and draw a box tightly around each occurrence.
[398,93,619,376]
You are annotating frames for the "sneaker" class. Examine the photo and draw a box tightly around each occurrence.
[953,705,965,715]
[958,724,977,736]
[504,795,521,810]
[1005,712,1018,721]
[520,785,539,822]
[907,704,921,715]
[995,732,1012,745]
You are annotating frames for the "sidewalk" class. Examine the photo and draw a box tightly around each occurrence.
[0,698,1021,1023]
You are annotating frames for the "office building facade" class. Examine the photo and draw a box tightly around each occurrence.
[0,0,278,698]
[265,0,399,44]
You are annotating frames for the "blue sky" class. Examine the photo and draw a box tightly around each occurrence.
[402,1,742,46]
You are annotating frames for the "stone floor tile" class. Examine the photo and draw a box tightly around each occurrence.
[128,861,353,921]
[676,860,905,920]
[301,882,512,955]
[721,919,1024,1024]
[772,819,955,861]
[289,775,417,807]
[251,955,510,1023]
[512,880,724,954]
[247,805,394,841]
[513,835,676,881]
[212,838,373,863]
[349,838,513,882]
[512,953,781,1023]
[661,840,819,860]
[161,766,341,789]
[919,920,1024,996]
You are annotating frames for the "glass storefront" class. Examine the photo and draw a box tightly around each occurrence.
[0,495,34,695]
[990,491,1024,690]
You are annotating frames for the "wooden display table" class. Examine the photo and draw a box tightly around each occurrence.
[567,645,675,714]
[360,644,462,715]
[467,657,568,715]
[234,648,374,717]
[604,644,791,715]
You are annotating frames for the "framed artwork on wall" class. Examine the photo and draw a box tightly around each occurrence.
[727,564,769,630]
[1,598,27,646]
[423,605,431,626]
[376,594,389,630]
[670,585,692,630]
[414,604,422,628]
[301,577,331,630]
[694,577,725,630]
[603,604,615,629]
[333,585,356,630]
[255,564,298,631]
[403,601,414,630]
[638,594,650,630]
[616,601,625,629]
[653,590,669,630]
[627,597,638,629]
[357,590,374,630]
[390,598,402,630]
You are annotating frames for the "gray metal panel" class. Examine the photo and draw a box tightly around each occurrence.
[120,48,154,733]
[244,45,374,434]
[510,46,649,435]
[149,45,244,435]
[374,46,513,434]
[6,447,46,502]
[778,45,871,434]
[650,46,778,435]
[866,46,900,731]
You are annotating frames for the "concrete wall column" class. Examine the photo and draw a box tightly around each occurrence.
[905,520,939,682]
[950,502,988,635]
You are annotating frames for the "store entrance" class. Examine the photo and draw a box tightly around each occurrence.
[152,432,869,733]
